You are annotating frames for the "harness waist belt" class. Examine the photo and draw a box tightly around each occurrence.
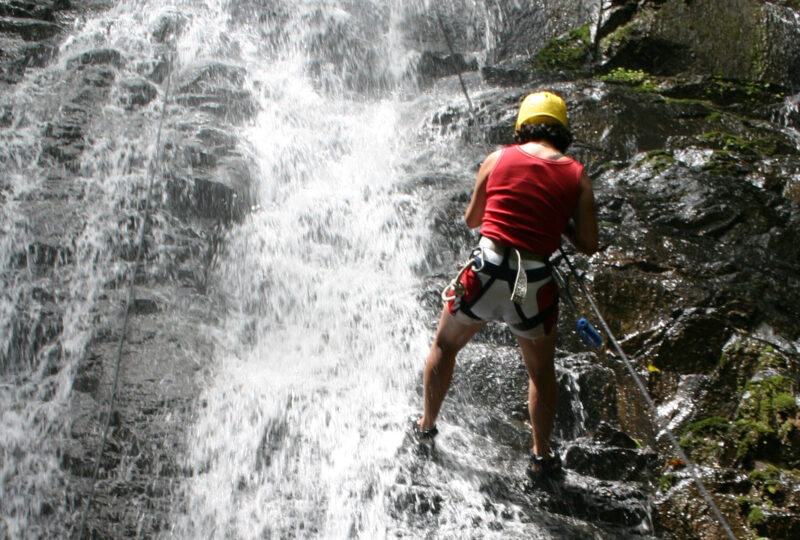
[476,237,552,285]
[480,259,552,283]
[479,236,548,264]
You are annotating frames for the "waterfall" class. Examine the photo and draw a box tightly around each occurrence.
[173,7,421,538]
[0,0,507,536]
[2,1,654,537]
[167,1,485,536]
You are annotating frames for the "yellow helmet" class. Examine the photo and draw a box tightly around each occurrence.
[515,91,568,130]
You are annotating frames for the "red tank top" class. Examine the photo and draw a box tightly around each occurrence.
[480,145,583,255]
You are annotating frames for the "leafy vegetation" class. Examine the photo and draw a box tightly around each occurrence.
[702,77,785,106]
[635,149,674,172]
[599,67,660,93]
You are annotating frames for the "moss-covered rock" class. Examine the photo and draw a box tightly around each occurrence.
[599,0,800,87]
[599,67,661,92]
[531,23,592,74]
[685,338,800,463]
[635,149,675,172]
[680,415,735,466]
[599,4,693,76]
[699,130,796,159]
[734,372,800,466]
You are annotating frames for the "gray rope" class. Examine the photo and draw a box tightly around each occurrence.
[76,24,176,540]
[558,247,738,540]
[433,6,475,119]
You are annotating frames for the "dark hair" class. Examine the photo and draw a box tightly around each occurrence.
[513,122,574,154]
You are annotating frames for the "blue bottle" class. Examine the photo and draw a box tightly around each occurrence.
[577,317,603,347]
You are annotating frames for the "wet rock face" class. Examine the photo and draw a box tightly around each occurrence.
[597,0,800,88]
[416,51,478,88]
[416,1,800,536]
[0,1,256,536]
[0,1,117,84]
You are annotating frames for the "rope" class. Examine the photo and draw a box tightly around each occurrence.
[557,247,738,540]
[76,21,176,540]
[433,6,475,119]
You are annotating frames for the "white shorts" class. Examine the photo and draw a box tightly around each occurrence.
[447,238,558,339]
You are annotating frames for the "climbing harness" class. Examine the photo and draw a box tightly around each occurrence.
[441,241,531,305]
[556,246,738,540]
[76,16,177,540]
[441,246,484,302]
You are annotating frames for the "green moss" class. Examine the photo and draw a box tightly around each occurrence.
[603,21,633,48]
[532,24,591,73]
[736,494,758,506]
[748,464,781,482]
[703,77,785,106]
[680,416,731,463]
[659,473,676,492]
[749,464,800,507]
[774,393,797,415]
[747,506,766,527]
[599,67,660,93]
[734,375,798,462]
[698,130,793,158]
[765,480,783,496]
[686,416,730,436]
[758,346,782,369]
[636,149,674,172]
[701,150,748,176]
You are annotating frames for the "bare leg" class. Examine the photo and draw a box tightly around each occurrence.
[516,329,558,457]
[419,306,485,431]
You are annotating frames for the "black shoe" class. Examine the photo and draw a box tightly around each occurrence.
[527,451,564,482]
[406,418,438,457]
[408,418,438,444]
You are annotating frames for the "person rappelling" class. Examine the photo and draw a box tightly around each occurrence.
[413,91,599,480]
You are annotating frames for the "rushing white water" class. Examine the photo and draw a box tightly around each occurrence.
[0,0,501,535]
[2,1,648,537]
[162,1,490,537]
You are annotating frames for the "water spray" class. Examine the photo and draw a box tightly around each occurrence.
[77,13,178,540]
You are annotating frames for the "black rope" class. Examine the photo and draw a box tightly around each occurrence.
[76,20,176,540]
[558,246,738,540]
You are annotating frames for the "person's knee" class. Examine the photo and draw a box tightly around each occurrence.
[433,335,462,358]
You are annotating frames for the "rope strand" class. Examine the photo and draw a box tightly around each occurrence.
[558,246,738,540]
[433,6,475,120]
[77,17,176,540]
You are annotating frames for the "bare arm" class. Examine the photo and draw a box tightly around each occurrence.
[566,169,598,255]
[464,150,501,228]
